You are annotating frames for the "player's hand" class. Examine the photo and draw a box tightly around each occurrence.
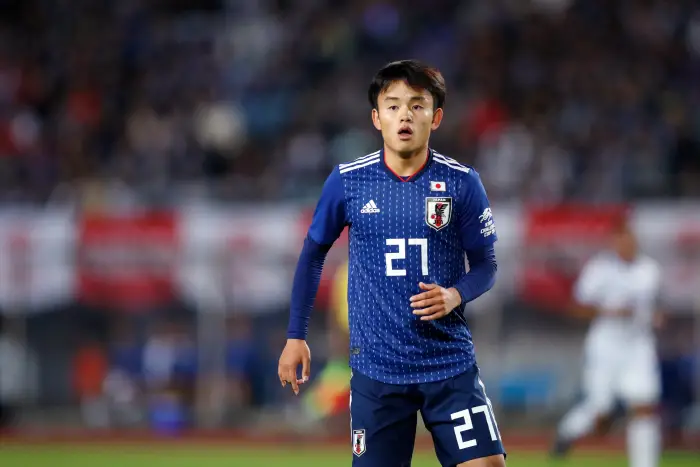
[278,339,311,396]
[410,282,462,321]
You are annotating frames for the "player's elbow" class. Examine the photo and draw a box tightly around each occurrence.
[488,256,498,277]
[476,253,498,286]
[480,254,498,287]
[466,256,498,299]
[484,261,497,293]
[458,246,498,303]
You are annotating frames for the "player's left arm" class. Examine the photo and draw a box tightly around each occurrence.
[647,261,666,330]
[280,166,347,393]
[411,170,498,320]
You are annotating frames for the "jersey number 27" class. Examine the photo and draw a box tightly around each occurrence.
[385,238,428,277]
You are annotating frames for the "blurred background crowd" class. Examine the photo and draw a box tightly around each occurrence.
[2,0,700,206]
[0,0,698,448]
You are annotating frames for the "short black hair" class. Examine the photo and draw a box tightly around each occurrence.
[368,59,446,111]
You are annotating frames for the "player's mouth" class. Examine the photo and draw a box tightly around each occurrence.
[398,126,413,140]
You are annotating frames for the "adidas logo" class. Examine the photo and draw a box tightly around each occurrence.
[360,200,380,214]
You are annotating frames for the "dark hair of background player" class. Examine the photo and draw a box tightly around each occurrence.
[368,60,446,112]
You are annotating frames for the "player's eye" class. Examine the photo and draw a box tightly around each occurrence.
[388,105,399,111]
[413,105,423,110]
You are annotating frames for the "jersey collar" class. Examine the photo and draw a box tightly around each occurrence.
[381,148,433,183]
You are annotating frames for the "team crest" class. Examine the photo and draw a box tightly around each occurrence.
[352,429,366,457]
[425,197,452,231]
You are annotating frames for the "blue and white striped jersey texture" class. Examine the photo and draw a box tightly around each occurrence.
[307,148,498,384]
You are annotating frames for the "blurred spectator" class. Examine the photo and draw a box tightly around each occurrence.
[142,320,194,394]
[142,320,196,431]
[103,320,143,427]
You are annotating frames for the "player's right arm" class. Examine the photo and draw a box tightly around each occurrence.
[570,257,606,319]
[278,166,347,395]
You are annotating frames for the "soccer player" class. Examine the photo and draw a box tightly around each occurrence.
[278,60,506,467]
[551,219,663,467]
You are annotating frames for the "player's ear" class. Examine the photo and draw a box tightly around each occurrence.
[371,108,382,131]
[431,108,443,131]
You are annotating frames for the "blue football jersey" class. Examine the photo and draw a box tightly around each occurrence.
[307,149,498,384]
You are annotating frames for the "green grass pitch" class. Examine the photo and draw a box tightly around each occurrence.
[0,446,697,467]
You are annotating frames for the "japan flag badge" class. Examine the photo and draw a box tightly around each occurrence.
[430,181,446,191]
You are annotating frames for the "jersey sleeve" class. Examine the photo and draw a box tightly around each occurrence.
[456,169,498,251]
[452,244,498,307]
[307,165,348,245]
[573,258,604,306]
[286,166,347,340]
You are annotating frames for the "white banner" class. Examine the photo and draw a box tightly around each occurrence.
[0,203,697,315]
[0,210,74,312]
[177,205,307,313]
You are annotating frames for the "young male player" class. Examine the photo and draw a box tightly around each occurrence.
[278,60,506,467]
[552,220,663,467]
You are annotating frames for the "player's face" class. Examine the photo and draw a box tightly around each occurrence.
[371,80,443,158]
[613,228,638,262]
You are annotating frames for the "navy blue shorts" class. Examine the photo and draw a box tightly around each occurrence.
[350,365,506,467]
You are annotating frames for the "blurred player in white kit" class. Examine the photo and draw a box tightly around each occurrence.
[552,219,663,467]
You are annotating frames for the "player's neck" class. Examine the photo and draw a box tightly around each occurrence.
[383,145,429,177]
